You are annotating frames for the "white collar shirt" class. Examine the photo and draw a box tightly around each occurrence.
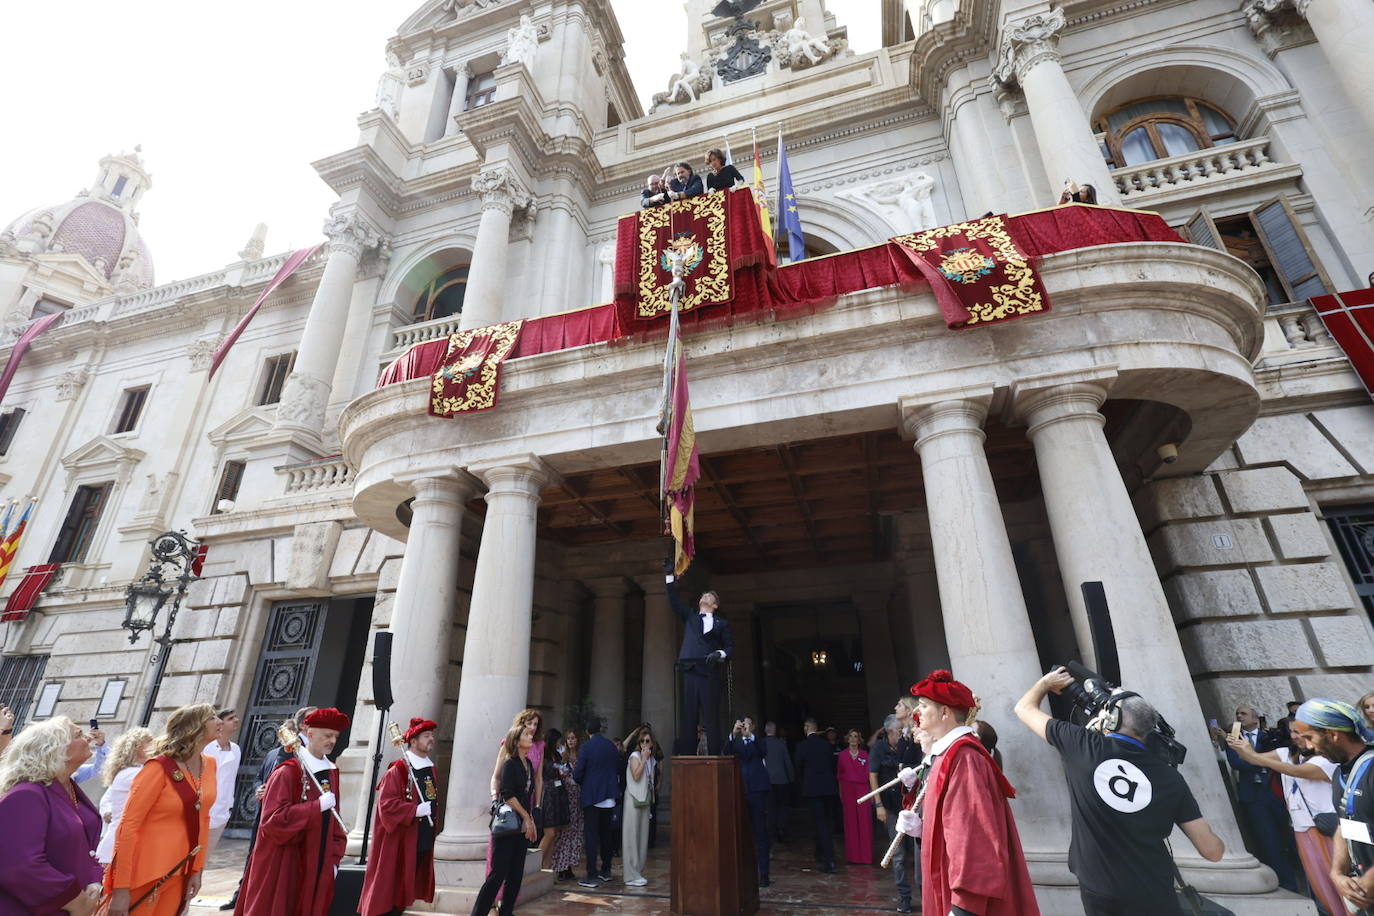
[700,611,714,633]
[405,750,432,771]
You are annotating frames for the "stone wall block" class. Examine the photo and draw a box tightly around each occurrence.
[192,638,233,672]
[197,674,224,705]
[1254,563,1353,614]
[175,607,218,641]
[241,540,275,585]
[376,556,405,594]
[1194,676,1295,724]
[211,573,249,608]
[285,521,343,593]
[214,606,241,637]
[157,674,198,708]
[1308,616,1374,668]
[1180,619,1317,674]
[186,577,215,608]
[370,592,394,628]
[1266,514,1331,561]
[1295,673,1374,705]
[328,526,370,579]
[1163,570,1263,622]
[1235,416,1358,481]
[1217,467,1311,514]
[1149,517,1274,569]
[1136,476,1224,530]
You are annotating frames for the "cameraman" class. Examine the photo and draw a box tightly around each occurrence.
[1015,668,1224,916]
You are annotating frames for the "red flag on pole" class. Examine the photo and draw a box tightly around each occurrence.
[210,245,320,379]
[0,311,64,406]
[662,323,700,575]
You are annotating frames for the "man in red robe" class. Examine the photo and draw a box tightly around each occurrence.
[359,717,439,916]
[236,707,350,916]
[905,670,1040,916]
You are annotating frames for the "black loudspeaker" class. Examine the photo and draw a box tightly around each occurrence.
[1080,581,1121,686]
[328,863,366,916]
[372,631,394,712]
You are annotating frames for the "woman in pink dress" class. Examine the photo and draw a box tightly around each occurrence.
[836,728,873,865]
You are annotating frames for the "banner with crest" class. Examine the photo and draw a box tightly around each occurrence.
[891,214,1050,328]
[428,319,524,417]
[614,188,771,321]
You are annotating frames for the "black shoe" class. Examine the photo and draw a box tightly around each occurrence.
[577,877,600,888]
[819,863,837,874]
[598,871,613,882]
[219,895,238,911]
[759,878,771,888]
[896,899,914,915]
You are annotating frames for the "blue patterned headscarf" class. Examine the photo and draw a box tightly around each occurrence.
[1296,699,1374,741]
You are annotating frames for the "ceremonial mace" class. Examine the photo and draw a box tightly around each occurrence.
[387,722,435,827]
[277,724,349,833]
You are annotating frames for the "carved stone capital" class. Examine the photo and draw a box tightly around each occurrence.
[188,337,220,372]
[275,372,331,432]
[322,211,385,261]
[994,8,1067,86]
[472,167,530,216]
[56,367,90,401]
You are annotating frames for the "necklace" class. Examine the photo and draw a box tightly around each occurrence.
[61,779,78,808]
[175,759,204,811]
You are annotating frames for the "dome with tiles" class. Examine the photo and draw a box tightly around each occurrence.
[2,150,155,290]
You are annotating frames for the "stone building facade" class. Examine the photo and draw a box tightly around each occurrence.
[1,0,1372,911]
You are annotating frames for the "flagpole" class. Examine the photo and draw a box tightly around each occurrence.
[656,258,686,537]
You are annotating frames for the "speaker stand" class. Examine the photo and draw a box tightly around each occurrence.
[356,703,390,866]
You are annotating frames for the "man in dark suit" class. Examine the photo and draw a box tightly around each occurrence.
[726,715,772,886]
[668,162,704,202]
[665,570,733,755]
[794,717,839,873]
[573,716,621,887]
[1225,704,1297,891]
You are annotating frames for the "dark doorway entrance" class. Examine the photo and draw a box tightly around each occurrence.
[228,594,373,833]
[758,600,869,739]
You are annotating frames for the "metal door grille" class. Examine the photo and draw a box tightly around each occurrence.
[0,654,50,727]
[1328,504,1374,619]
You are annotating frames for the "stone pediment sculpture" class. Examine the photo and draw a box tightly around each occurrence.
[714,18,773,84]
[375,51,404,120]
[780,18,834,67]
[838,172,940,233]
[502,14,539,67]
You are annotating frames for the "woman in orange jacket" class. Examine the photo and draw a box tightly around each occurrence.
[105,704,220,916]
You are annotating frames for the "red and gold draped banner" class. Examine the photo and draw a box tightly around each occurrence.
[428,320,524,417]
[1310,287,1374,399]
[614,188,772,320]
[892,214,1049,327]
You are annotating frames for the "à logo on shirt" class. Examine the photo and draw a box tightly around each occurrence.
[1092,758,1153,813]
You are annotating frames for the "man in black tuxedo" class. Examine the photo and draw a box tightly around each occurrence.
[665,569,733,755]
[794,717,839,873]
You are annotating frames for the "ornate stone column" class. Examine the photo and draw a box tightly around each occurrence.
[435,454,550,868]
[445,63,472,136]
[635,575,677,742]
[994,10,1121,206]
[459,167,530,331]
[585,576,628,736]
[900,389,1072,882]
[275,211,383,439]
[1295,0,1374,139]
[1014,374,1271,894]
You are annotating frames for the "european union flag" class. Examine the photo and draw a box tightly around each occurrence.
[776,132,805,262]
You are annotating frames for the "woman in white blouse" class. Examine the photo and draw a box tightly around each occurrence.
[622,726,657,888]
[95,727,154,865]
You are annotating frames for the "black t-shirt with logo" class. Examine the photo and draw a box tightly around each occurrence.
[1047,719,1202,900]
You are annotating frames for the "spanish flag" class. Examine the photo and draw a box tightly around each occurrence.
[751,130,776,266]
[661,323,700,575]
[0,498,36,589]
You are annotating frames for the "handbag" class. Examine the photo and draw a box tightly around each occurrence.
[490,758,531,837]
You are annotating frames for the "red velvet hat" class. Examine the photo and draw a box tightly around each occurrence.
[303,707,350,731]
[909,669,975,711]
[403,717,438,743]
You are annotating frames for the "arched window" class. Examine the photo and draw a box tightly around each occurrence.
[1094,97,1238,168]
[412,265,469,322]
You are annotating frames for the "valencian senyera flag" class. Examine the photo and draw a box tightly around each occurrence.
[0,497,37,590]
[658,312,700,576]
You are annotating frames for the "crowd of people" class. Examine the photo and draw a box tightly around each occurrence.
[5,672,1374,916]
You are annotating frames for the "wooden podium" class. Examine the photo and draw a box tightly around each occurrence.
[670,756,759,916]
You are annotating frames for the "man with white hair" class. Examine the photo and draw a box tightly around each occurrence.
[1015,668,1224,916]
[641,174,670,209]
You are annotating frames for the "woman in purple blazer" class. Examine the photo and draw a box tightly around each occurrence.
[0,716,103,916]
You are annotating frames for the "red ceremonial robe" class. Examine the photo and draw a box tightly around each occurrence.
[235,757,347,916]
[921,734,1040,916]
[358,760,436,916]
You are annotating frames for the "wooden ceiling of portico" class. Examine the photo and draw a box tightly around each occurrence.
[518,426,1045,575]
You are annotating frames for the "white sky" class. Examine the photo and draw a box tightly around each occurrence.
[0,2,879,286]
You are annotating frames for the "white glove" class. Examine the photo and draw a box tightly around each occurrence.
[318,791,336,812]
[896,808,920,838]
[416,801,432,818]
[715,650,727,659]
[897,766,919,789]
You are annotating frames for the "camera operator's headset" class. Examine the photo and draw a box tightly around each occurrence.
[1084,684,1140,736]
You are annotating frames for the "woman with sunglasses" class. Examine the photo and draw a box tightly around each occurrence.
[621,726,657,887]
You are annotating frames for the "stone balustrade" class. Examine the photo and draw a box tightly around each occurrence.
[387,312,464,355]
[277,455,354,494]
[1112,137,1278,199]
[1268,302,1335,350]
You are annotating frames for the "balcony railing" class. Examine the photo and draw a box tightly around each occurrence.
[388,312,463,354]
[1112,137,1282,200]
[278,455,353,494]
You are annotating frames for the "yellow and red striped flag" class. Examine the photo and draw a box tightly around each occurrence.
[751,130,776,266]
[0,498,37,589]
[661,322,700,575]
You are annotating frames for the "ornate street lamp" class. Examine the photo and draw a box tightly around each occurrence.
[121,530,201,725]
